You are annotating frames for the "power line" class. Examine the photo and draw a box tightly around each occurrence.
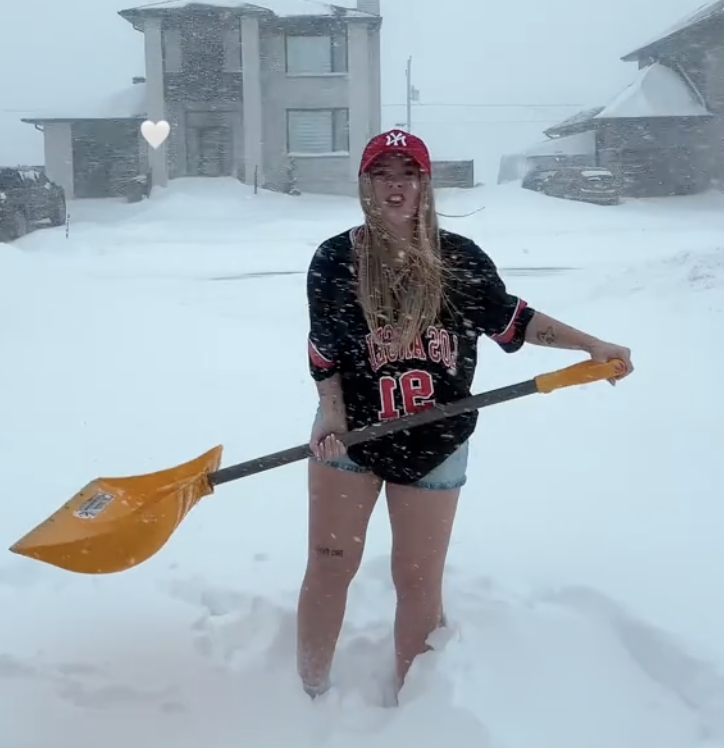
[385,119,570,124]
[383,103,587,109]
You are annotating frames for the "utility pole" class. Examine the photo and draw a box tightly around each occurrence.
[405,56,420,133]
[406,56,412,132]
[395,57,420,133]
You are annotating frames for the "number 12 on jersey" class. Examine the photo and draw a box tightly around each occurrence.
[378,369,436,421]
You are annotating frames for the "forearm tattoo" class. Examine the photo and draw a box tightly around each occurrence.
[536,326,557,345]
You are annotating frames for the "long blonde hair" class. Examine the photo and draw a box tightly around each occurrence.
[355,172,444,354]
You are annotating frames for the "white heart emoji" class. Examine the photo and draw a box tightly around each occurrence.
[141,120,170,150]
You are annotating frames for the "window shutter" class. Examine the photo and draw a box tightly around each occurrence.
[288,111,333,153]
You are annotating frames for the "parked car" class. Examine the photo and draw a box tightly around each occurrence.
[523,166,620,206]
[522,168,559,192]
[0,167,66,241]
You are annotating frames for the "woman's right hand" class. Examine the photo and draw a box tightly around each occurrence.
[310,408,348,461]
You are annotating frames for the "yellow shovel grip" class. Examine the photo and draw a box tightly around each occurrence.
[535,358,626,394]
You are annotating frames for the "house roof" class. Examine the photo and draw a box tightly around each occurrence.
[543,63,710,137]
[21,83,146,124]
[118,0,372,19]
[543,106,604,138]
[621,0,724,61]
[525,130,597,157]
[595,62,710,118]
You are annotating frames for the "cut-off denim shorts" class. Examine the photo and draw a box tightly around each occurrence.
[311,406,469,491]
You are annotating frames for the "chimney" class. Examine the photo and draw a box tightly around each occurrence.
[356,0,380,14]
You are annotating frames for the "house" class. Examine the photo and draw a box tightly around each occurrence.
[524,0,724,197]
[22,0,382,199]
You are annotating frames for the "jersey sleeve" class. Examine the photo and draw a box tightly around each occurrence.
[463,242,535,353]
[306,242,340,381]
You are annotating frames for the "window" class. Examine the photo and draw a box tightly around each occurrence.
[222,24,242,73]
[162,27,182,73]
[0,169,22,190]
[285,32,347,74]
[182,27,224,73]
[287,109,349,154]
[20,169,48,186]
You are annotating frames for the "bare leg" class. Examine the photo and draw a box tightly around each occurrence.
[296,460,382,694]
[386,483,459,690]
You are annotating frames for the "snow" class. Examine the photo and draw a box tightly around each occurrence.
[596,63,710,119]
[525,130,596,157]
[17,167,43,181]
[2,176,724,747]
[121,0,371,17]
[23,83,146,122]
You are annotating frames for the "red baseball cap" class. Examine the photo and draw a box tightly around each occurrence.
[359,130,432,176]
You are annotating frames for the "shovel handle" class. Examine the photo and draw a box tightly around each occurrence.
[534,358,626,394]
[208,358,625,487]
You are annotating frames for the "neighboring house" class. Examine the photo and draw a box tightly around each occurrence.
[22,0,382,199]
[523,1,724,197]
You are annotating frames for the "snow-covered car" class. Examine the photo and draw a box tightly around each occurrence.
[523,166,620,206]
[0,167,66,241]
[521,168,559,192]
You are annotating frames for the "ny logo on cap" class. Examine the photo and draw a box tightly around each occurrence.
[386,131,407,147]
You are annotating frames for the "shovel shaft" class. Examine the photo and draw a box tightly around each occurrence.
[208,380,537,487]
[208,358,624,488]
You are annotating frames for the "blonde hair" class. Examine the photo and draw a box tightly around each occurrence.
[355,172,444,354]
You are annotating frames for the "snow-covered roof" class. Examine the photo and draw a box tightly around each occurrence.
[622,0,724,60]
[595,63,710,119]
[119,0,372,17]
[544,106,604,138]
[21,83,146,123]
[525,130,597,157]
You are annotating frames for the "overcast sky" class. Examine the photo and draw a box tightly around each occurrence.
[0,0,710,175]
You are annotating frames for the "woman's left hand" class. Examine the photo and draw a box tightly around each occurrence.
[587,340,634,385]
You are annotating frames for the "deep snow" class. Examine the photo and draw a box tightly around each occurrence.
[1,178,723,748]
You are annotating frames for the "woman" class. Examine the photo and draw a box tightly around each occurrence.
[296,130,633,699]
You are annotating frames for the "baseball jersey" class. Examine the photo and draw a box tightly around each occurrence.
[306,227,536,485]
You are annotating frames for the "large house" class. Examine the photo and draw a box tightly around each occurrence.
[524,0,724,197]
[22,0,382,199]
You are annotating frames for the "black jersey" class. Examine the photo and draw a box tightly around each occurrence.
[306,227,536,485]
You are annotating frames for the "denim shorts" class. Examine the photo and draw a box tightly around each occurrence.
[310,407,469,491]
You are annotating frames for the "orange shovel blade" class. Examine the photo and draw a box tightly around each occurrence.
[9,446,223,575]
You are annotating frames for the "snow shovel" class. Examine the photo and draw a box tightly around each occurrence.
[9,358,626,576]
